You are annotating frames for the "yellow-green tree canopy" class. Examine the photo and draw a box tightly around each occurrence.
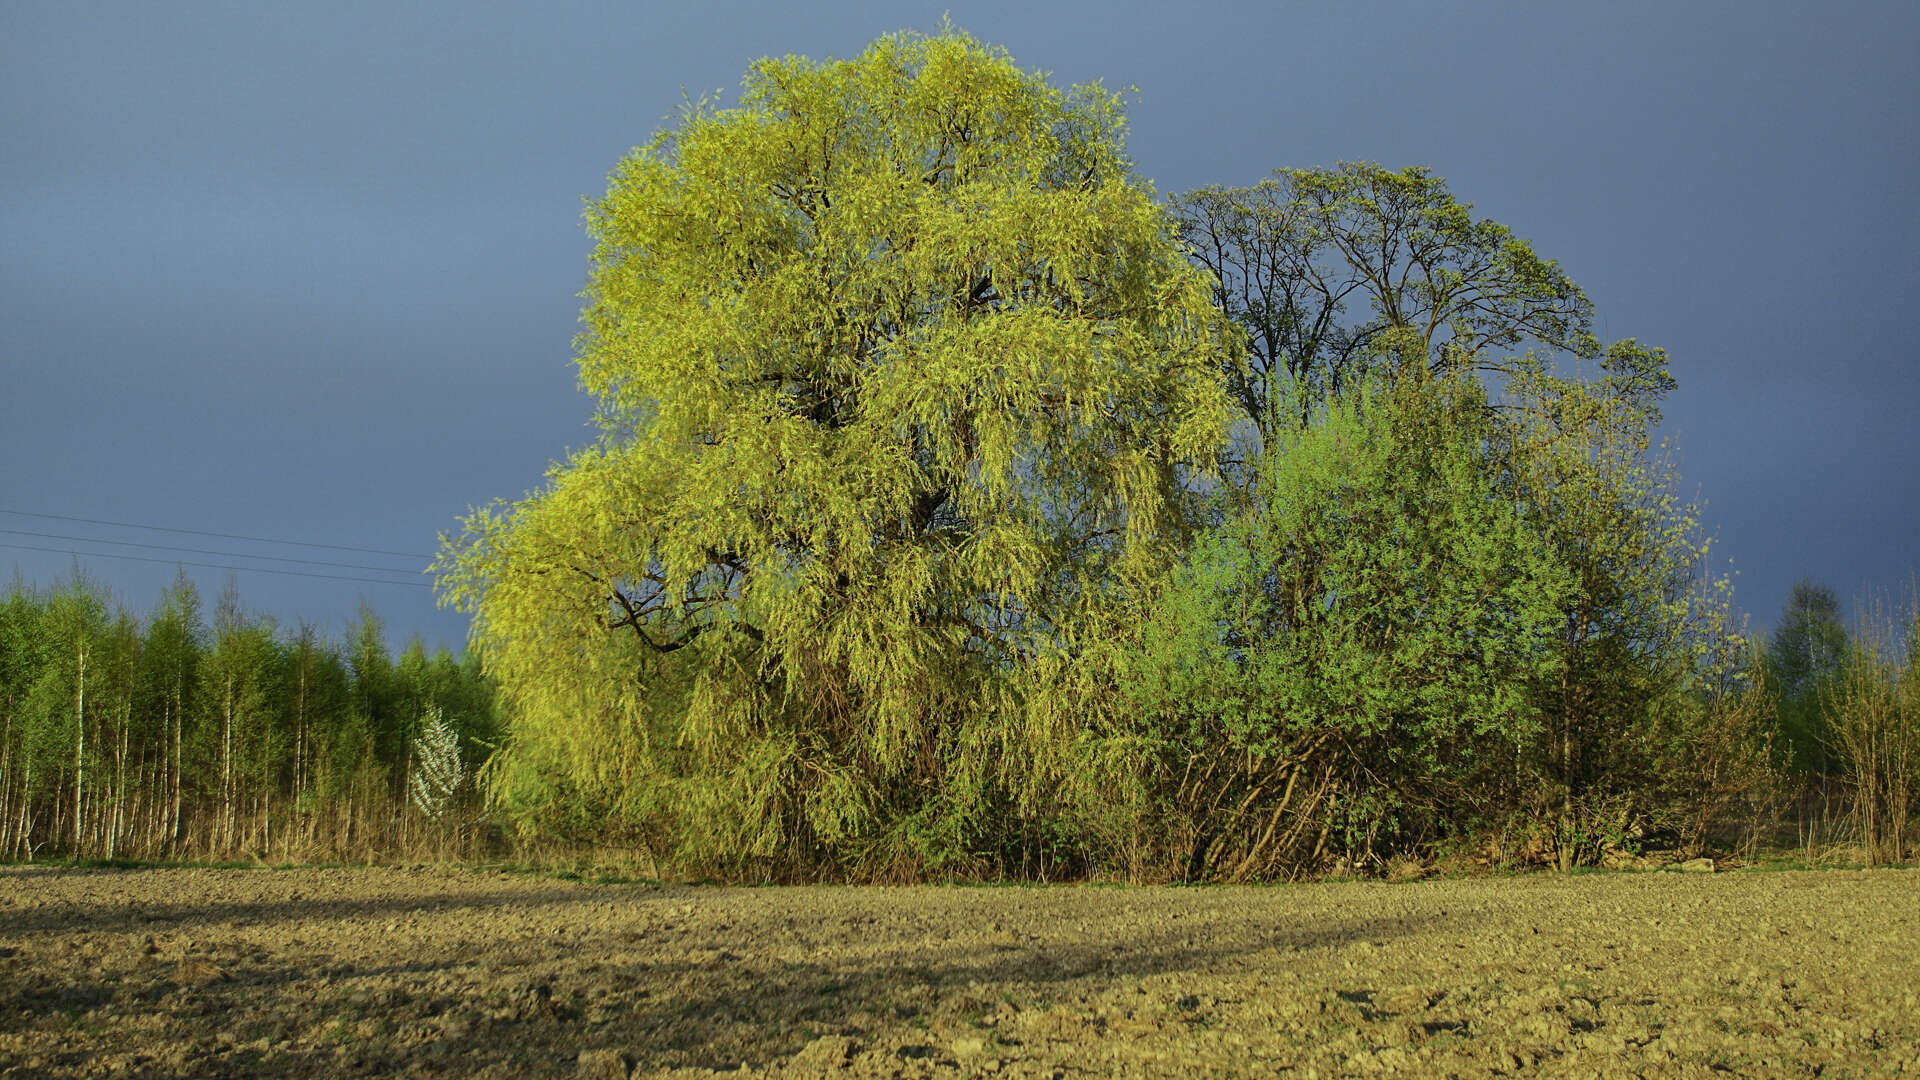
[436,27,1234,877]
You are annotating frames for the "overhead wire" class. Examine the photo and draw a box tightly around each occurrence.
[0,543,434,588]
[0,509,434,560]
[0,528,426,575]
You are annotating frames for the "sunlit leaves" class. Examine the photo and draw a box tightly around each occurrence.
[437,27,1232,877]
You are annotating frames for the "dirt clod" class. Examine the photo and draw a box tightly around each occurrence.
[789,1034,856,1070]
[577,1047,632,1078]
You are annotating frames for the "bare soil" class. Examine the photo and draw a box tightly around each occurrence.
[1,865,1914,1078]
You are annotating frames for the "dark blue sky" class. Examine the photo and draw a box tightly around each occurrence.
[4,2,1916,652]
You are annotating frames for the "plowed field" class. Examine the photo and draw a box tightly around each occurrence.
[1,865,1914,1078]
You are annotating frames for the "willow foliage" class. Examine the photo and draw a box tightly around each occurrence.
[436,28,1234,878]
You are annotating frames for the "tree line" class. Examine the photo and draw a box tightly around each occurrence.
[432,26,1917,882]
[0,570,500,862]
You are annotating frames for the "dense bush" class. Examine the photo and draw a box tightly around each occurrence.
[1018,375,1572,879]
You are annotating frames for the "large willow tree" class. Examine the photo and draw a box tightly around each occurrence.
[436,28,1233,878]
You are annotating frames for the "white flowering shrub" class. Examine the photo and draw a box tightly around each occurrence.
[409,705,464,819]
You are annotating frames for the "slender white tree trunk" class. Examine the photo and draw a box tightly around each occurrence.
[110,699,129,859]
[294,660,308,805]
[170,678,183,848]
[18,760,32,859]
[0,707,13,857]
[73,637,87,855]
[222,673,234,852]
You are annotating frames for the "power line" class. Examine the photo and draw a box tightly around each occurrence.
[0,509,434,560]
[0,542,434,588]
[0,528,427,575]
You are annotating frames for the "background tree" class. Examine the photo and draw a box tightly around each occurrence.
[344,603,400,833]
[1646,609,1781,859]
[284,623,323,819]
[283,621,355,848]
[1499,360,1733,867]
[137,573,202,846]
[1820,590,1919,865]
[0,575,48,857]
[36,572,107,854]
[199,583,282,851]
[1765,580,1849,784]
[1169,164,1670,436]
[96,610,141,858]
[438,26,1234,880]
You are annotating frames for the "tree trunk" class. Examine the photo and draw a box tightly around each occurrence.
[170,676,184,850]
[73,636,87,856]
[294,660,308,799]
[222,673,234,853]
[0,705,13,858]
[19,760,35,860]
[110,698,130,859]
